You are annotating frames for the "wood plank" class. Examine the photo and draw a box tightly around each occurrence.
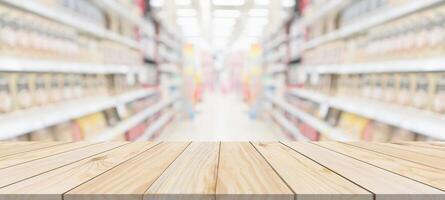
[387,142,445,159]
[0,142,97,169]
[0,142,126,188]
[348,142,445,170]
[317,142,445,191]
[0,142,158,200]
[283,142,444,200]
[0,142,69,157]
[145,142,219,200]
[392,142,445,151]
[64,142,190,200]
[216,142,293,200]
[252,142,372,200]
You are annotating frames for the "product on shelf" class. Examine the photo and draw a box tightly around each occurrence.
[51,122,76,141]
[412,73,431,109]
[15,73,33,109]
[390,127,416,141]
[49,74,63,103]
[29,128,55,141]
[34,73,49,106]
[74,112,108,139]
[338,112,369,139]
[0,73,13,113]
[362,121,393,142]
[433,73,445,113]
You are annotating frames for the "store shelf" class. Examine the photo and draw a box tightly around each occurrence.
[292,0,351,32]
[94,94,179,141]
[266,94,353,141]
[265,64,286,75]
[269,109,308,141]
[300,58,445,74]
[288,89,327,104]
[0,0,140,50]
[0,57,139,74]
[159,64,181,75]
[100,0,155,37]
[0,88,157,140]
[136,111,175,141]
[288,89,445,140]
[302,0,445,51]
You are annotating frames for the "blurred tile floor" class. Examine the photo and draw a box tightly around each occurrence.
[156,92,287,141]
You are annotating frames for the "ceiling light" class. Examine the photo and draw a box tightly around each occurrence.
[213,9,241,18]
[176,0,191,6]
[247,17,268,26]
[254,0,269,5]
[212,0,245,6]
[176,8,197,17]
[177,17,199,26]
[248,9,268,17]
[282,0,295,7]
[150,0,164,7]
[212,18,237,27]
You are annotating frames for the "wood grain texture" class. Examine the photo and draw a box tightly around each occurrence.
[64,142,190,200]
[252,142,371,200]
[349,142,445,170]
[283,142,444,200]
[0,142,158,200]
[391,142,445,151]
[145,142,219,200]
[0,142,126,188]
[317,142,445,191]
[385,143,445,159]
[0,142,96,169]
[0,142,69,157]
[216,142,293,200]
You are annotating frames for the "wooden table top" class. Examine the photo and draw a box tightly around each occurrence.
[0,142,444,200]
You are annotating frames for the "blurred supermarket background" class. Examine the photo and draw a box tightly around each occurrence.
[0,0,444,142]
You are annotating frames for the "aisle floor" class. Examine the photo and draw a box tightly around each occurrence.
[156,92,287,141]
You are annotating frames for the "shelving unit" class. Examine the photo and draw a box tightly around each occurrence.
[262,0,445,142]
[288,89,445,140]
[301,0,445,51]
[268,109,308,141]
[0,57,139,74]
[300,58,445,74]
[266,94,354,141]
[0,0,141,50]
[94,94,180,141]
[136,110,176,141]
[0,0,184,141]
[0,88,157,140]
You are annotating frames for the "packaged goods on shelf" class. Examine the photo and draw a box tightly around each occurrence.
[74,112,108,140]
[51,122,77,141]
[0,73,12,113]
[29,127,55,141]
[433,73,445,113]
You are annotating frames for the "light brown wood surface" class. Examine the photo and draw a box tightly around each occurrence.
[252,142,371,200]
[0,142,125,188]
[283,142,444,200]
[0,142,158,200]
[349,142,445,171]
[216,142,293,200]
[0,142,96,169]
[145,142,219,200]
[65,142,190,200]
[0,142,69,157]
[0,142,443,200]
[317,142,445,191]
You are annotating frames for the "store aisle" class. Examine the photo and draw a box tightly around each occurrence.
[157,92,287,141]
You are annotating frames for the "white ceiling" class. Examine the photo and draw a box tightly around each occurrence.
[151,0,295,51]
